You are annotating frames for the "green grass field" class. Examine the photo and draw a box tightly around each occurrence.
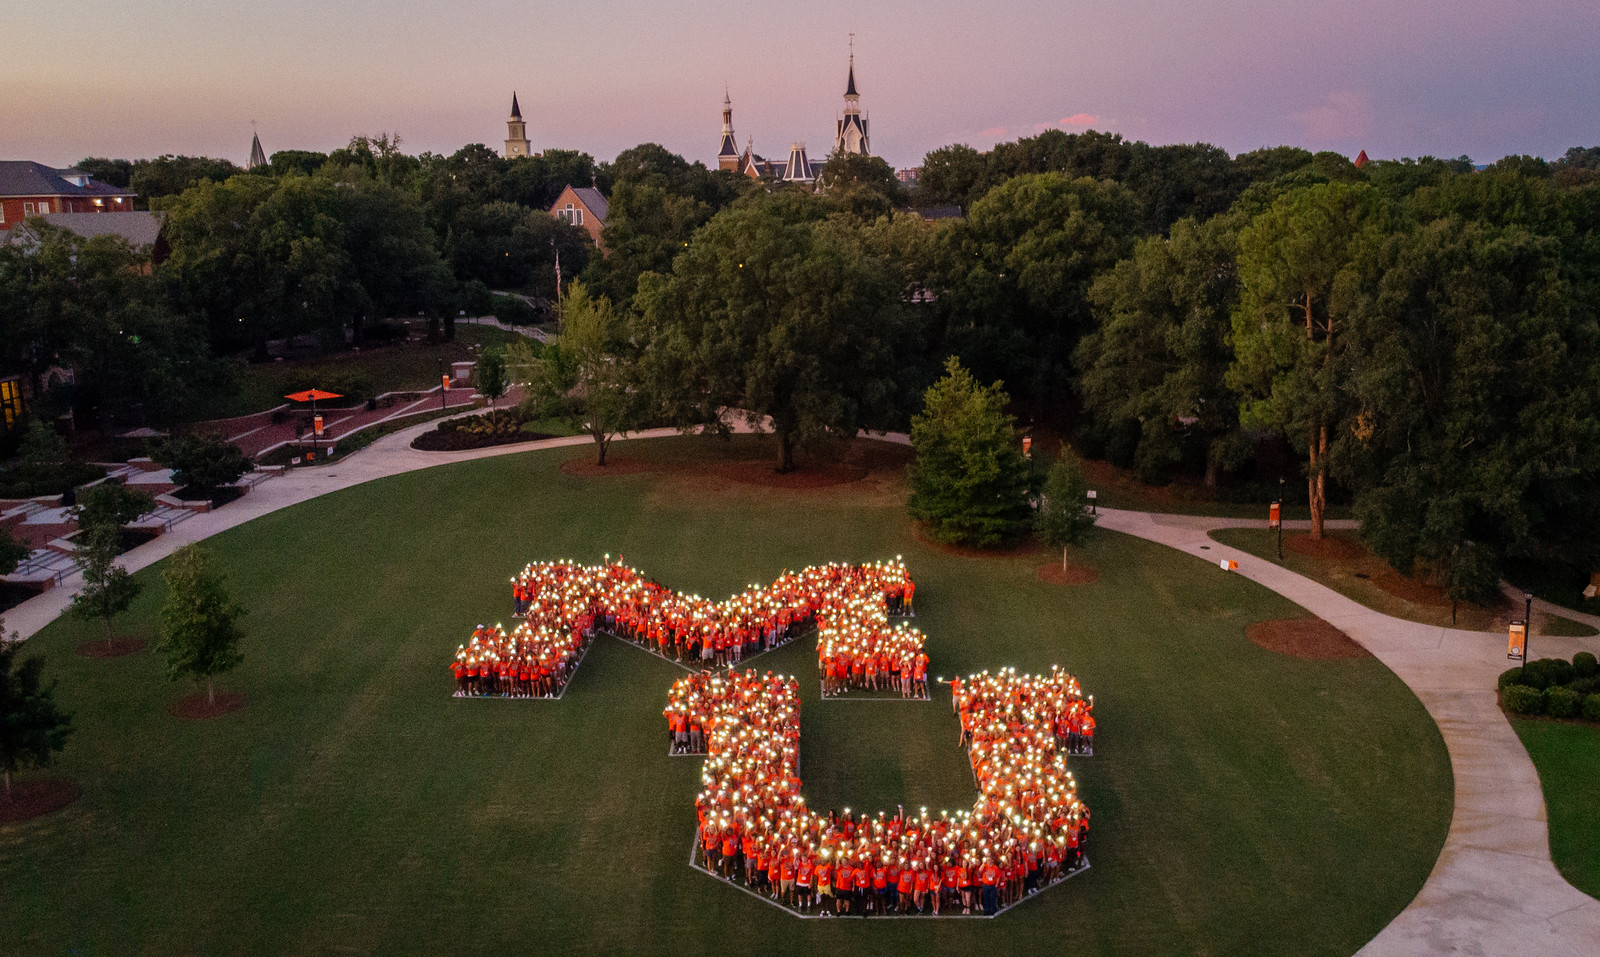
[1512,719,1600,899]
[0,436,1453,955]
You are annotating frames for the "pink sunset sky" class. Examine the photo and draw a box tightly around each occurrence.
[4,0,1596,169]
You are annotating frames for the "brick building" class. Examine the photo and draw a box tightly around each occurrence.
[550,184,608,250]
[0,161,137,230]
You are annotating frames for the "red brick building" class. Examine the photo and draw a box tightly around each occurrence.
[0,161,137,230]
[550,185,609,251]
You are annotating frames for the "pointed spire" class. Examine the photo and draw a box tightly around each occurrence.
[846,35,858,97]
[248,131,267,170]
[510,92,522,119]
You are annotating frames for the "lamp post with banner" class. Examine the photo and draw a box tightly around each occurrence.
[284,389,342,463]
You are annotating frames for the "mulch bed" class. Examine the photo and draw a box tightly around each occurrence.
[1245,618,1373,660]
[911,522,1036,559]
[717,460,868,489]
[1284,533,1366,560]
[75,637,149,658]
[1371,569,1453,607]
[0,778,81,824]
[560,456,659,477]
[1037,562,1101,586]
[169,692,247,720]
[411,430,555,452]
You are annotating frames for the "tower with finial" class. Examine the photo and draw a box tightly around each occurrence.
[834,35,870,157]
[505,93,531,159]
[248,121,267,170]
[718,87,741,171]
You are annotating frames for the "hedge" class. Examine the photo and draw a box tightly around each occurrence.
[1546,686,1582,719]
[1502,685,1546,716]
[1584,694,1600,723]
[1574,651,1598,679]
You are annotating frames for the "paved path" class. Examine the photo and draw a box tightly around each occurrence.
[1098,508,1600,956]
[6,425,1597,954]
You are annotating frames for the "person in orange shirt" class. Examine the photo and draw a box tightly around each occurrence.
[980,858,1001,915]
[795,851,814,912]
[815,853,834,915]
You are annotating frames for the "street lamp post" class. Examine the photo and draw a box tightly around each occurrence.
[1523,591,1534,677]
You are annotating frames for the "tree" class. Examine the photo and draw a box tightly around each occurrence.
[476,347,509,411]
[0,529,27,576]
[158,544,245,706]
[73,480,157,533]
[1226,182,1386,538]
[529,283,638,465]
[1077,213,1248,485]
[129,155,241,205]
[817,152,909,220]
[1036,445,1097,565]
[0,637,72,798]
[69,523,141,646]
[912,144,987,209]
[154,435,251,499]
[938,172,1140,406]
[638,192,911,471]
[906,357,1035,547]
[75,157,133,187]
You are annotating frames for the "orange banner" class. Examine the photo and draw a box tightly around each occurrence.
[1508,622,1527,660]
[1269,502,1281,529]
[313,414,324,437]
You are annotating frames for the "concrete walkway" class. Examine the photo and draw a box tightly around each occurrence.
[2,416,680,642]
[6,426,1597,954]
[1097,508,1600,956]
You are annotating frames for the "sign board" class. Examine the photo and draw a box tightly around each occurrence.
[313,414,324,438]
[1269,502,1281,529]
[1022,437,1032,458]
[1218,559,1238,572]
[305,451,315,462]
[1086,490,1097,500]
[1508,621,1527,660]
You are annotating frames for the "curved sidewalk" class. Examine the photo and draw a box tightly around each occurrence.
[2,419,682,642]
[7,426,1598,954]
[1097,508,1600,956]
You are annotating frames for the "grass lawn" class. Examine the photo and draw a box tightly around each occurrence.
[0,436,1452,955]
[1511,719,1600,899]
[1210,528,1599,638]
[190,324,524,421]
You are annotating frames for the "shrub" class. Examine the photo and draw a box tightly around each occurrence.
[1546,686,1582,719]
[1574,651,1598,678]
[1501,685,1546,716]
[1522,657,1574,690]
[1498,666,1529,691]
[1583,694,1600,723]
[155,435,251,497]
[1572,675,1600,696]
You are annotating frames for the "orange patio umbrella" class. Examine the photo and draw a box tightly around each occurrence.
[284,389,343,403]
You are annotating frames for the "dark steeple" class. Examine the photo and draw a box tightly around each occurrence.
[846,60,857,97]
[510,92,523,120]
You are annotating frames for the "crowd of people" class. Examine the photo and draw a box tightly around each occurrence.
[455,558,926,696]
[674,667,1092,916]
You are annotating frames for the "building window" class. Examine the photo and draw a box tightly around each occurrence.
[0,378,23,432]
[559,203,583,227]
[37,201,49,214]
[23,202,35,215]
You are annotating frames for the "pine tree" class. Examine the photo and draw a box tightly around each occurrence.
[0,632,73,798]
[907,358,1035,547]
[1037,446,1097,567]
[158,545,245,705]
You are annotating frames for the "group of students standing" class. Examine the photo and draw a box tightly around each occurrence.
[677,665,1093,917]
[456,558,925,697]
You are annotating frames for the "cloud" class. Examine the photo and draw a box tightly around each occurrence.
[980,126,1008,139]
[1291,91,1373,144]
[1060,113,1099,127]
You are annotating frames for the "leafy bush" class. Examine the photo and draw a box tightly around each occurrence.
[1522,657,1574,690]
[1501,685,1545,715]
[1583,694,1600,723]
[1571,675,1600,696]
[155,435,251,497]
[1546,686,1581,719]
[1498,666,1529,691]
[1574,651,1598,679]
